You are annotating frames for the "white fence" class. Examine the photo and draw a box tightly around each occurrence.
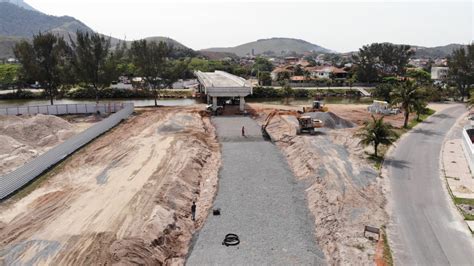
[0,103,125,116]
[0,103,134,200]
[462,125,474,175]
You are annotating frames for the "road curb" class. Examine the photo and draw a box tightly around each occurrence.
[439,111,474,234]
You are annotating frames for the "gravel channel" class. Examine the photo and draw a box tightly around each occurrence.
[187,116,325,265]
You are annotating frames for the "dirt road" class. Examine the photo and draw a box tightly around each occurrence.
[0,107,220,265]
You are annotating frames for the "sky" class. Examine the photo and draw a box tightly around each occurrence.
[24,0,473,53]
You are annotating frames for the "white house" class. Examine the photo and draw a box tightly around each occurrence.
[431,67,449,81]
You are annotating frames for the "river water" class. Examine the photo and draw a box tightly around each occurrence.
[0,96,372,108]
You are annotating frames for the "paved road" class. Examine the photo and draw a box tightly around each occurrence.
[187,117,325,265]
[386,105,474,265]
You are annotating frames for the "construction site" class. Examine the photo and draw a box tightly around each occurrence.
[0,72,423,265]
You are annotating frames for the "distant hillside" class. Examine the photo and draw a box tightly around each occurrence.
[198,50,238,60]
[0,36,26,58]
[412,44,466,58]
[0,3,194,59]
[0,2,92,38]
[139,36,189,50]
[0,0,37,11]
[201,37,331,57]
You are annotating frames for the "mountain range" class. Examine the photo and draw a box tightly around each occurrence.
[0,1,466,60]
[201,38,332,57]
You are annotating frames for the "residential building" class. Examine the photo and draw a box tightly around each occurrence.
[431,67,449,81]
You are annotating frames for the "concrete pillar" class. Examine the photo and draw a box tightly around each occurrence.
[212,96,218,111]
[239,96,245,112]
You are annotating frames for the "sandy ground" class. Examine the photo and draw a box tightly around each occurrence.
[248,103,411,129]
[250,103,389,265]
[0,107,220,265]
[0,114,97,175]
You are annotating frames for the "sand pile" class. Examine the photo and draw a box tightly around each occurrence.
[0,114,78,175]
[257,110,388,265]
[0,108,221,265]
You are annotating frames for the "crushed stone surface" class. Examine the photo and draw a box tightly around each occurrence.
[187,116,325,265]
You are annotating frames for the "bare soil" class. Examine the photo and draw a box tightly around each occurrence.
[0,114,96,175]
[0,107,220,265]
[250,104,389,265]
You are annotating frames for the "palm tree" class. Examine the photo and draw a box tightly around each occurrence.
[356,115,398,158]
[391,80,419,128]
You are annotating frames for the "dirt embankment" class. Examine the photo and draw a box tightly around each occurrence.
[0,114,95,175]
[253,106,388,265]
[0,107,220,265]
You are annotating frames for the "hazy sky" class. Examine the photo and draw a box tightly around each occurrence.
[25,0,473,52]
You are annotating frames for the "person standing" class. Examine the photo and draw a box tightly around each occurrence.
[191,201,196,221]
[242,126,245,137]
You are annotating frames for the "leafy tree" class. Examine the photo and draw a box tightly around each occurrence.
[356,115,398,157]
[14,32,69,105]
[281,84,294,104]
[294,65,304,76]
[413,96,428,121]
[251,57,273,76]
[130,40,187,106]
[277,71,291,82]
[257,71,272,86]
[373,83,395,102]
[326,78,333,89]
[0,64,21,89]
[346,76,356,90]
[353,43,413,83]
[391,80,420,128]
[447,44,474,101]
[70,31,119,102]
[303,70,311,81]
[406,68,431,85]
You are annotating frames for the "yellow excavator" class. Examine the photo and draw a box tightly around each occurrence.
[261,109,323,137]
[303,101,329,113]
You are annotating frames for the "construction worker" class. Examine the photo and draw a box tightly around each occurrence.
[191,201,196,221]
[242,126,245,137]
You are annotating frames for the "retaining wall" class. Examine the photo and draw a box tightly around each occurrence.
[0,103,134,200]
[461,125,474,175]
[0,103,125,116]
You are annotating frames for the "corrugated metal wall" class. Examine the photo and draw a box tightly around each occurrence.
[0,103,134,200]
[0,103,124,116]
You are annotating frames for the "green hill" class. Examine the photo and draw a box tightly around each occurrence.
[0,36,26,59]
[0,2,92,38]
[412,44,466,58]
[201,37,332,57]
[0,3,193,59]
[0,0,37,11]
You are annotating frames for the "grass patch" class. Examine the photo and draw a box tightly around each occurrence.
[407,108,436,129]
[368,154,384,170]
[453,197,474,220]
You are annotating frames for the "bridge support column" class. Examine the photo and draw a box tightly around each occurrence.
[212,96,218,111]
[239,96,245,112]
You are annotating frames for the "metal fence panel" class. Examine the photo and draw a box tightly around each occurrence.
[0,103,126,116]
[0,103,134,199]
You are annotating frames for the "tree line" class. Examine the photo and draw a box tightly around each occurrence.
[13,31,190,105]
